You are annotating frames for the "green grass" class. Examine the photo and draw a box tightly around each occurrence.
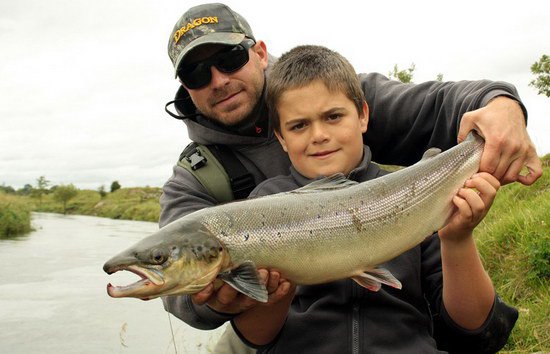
[0,192,32,238]
[476,154,549,352]
[34,187,162,222]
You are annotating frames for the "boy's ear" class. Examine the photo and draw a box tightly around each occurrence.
[360,101,369,133]
[274,130,288,152]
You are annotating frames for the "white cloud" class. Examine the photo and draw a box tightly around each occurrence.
[1,0,548,190]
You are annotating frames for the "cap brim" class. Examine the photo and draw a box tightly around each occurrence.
[174,32,246,77]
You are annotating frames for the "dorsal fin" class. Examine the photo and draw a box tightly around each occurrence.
[291,173,358,194]
[465,130,484,143]
[420,147,442,161]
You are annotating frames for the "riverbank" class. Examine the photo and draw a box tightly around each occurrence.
[0,187,161,238]
[39,187,160,222]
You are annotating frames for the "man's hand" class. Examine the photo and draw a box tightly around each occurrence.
[190,269,292,315]
[458,96,542,186]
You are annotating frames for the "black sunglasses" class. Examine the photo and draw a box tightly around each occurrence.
[177,39,256,90]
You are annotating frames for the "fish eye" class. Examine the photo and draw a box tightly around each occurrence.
[151,249,167,265]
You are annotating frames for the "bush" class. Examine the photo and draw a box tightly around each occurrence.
[53,184,78,214]
[0,194,32,238]
[110,181,121,193]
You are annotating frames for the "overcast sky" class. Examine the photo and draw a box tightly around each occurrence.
[1,0,548,190]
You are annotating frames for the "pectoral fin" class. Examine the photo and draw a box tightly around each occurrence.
[352,268,402,292]
[217,261,268,303]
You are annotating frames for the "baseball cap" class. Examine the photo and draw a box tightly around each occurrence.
[167,3,255,77]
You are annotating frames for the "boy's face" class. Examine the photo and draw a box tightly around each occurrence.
[274,80,369,179]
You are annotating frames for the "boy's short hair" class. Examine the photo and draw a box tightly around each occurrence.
[266,45,366,133]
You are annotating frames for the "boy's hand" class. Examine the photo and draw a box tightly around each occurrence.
[191,269,292,314]
[439,172,500,242]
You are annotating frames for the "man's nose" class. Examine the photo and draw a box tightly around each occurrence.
[209,66,231,88]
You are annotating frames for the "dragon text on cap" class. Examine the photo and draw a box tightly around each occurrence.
[174,17,219,43]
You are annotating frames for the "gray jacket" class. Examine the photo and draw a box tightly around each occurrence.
[159,65,524,337]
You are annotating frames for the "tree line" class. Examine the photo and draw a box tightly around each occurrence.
[0,177,123,214]
[389,54,548,97]
[1,177,122,196]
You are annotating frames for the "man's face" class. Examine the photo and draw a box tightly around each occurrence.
[181,41,268,126]
[275,80,369,179]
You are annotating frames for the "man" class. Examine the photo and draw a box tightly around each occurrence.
[160,1,541,346]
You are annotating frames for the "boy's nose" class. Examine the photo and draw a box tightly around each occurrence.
[311,123,330,143]
[209,66,231,88]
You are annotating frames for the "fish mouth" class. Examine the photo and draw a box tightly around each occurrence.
[106,265,165,300]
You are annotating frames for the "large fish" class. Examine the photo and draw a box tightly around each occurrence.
[103,133,484,302]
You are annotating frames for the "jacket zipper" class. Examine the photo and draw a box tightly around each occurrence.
[351,282,360,354]
[352,301,360,354]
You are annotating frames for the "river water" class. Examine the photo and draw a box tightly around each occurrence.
[0,213,226,354]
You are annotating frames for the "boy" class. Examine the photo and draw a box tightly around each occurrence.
[229,45,518,353]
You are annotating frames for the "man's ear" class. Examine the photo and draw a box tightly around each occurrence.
[274,130,288,152]
[253,40,269,70]
[360,101,369,133]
